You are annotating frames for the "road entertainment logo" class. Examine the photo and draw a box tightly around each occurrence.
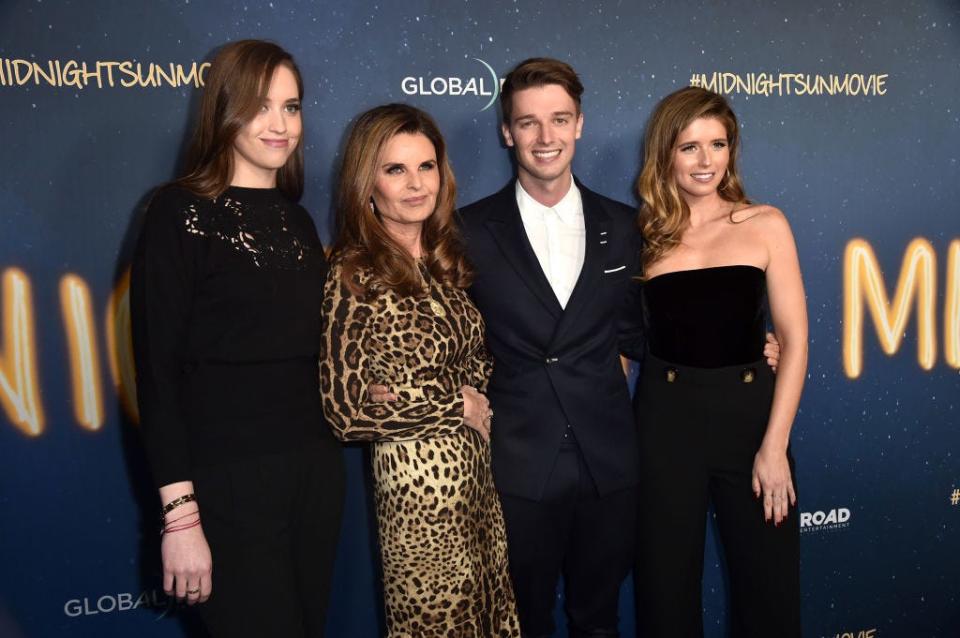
[800,507,851,533]
[400,58,501,111]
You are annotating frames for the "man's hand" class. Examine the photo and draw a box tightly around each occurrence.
[764,332,781,373]
[368,384,397,402]
[461,385,492,442]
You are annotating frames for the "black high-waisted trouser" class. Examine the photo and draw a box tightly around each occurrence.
[192,444,345,638]
[634,355,800,638]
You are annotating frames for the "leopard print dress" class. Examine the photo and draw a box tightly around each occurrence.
[320,259,520,638]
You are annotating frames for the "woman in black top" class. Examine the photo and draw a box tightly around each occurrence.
[131,40,344,637]
[633,87,807,637]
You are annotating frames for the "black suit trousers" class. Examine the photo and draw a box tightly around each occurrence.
[634,356,801,638]
[500,433,637,638]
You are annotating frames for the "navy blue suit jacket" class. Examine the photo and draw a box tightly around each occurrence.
[460,179,645,501]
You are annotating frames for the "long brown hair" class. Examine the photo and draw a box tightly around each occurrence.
[176,39,304,200]
[637,87,749,272]
[332,103,471,296]
[500,57,583,124]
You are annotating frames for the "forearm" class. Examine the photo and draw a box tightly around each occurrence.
[159,481,195,503]
[617,282,646,362]
[466,348,493,393]
[617,229,646,361]
[158,481,199,526]
[138,401,193,488]
[324,391,466,442]
[762,338,808,452]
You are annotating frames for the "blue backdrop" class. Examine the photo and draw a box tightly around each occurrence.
[1,1,957,637]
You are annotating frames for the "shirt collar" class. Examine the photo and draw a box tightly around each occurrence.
[515,179,583,224]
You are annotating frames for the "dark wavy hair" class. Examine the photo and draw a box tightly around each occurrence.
[332,103,472,296]
[637,87,749,272]
[176,39,304,200]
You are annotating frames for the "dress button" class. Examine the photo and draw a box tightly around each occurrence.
[664,367,678,383]
[740,368,756,383]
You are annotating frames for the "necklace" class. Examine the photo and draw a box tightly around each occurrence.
[416,261,446,317]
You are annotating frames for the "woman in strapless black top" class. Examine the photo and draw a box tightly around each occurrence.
[633,87,808,638]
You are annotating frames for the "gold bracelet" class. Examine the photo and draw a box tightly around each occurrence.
[160,493,196,519]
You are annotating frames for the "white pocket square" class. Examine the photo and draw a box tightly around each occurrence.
[603,265,626,274]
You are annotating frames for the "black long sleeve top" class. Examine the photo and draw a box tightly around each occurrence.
[130,185,333,488]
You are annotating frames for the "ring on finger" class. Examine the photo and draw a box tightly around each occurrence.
[186,588,200,595]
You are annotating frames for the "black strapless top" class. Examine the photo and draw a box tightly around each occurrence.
[643,265,767,368]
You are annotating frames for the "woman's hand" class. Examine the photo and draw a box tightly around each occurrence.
[461,385,492,442]
[161,520,213,604]
[751,444,796,526]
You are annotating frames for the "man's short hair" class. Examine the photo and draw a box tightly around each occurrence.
[500,58,584,124]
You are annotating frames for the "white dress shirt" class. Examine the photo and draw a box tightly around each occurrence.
[516,180,586,309]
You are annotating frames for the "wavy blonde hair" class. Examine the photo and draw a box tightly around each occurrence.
[332,103,472,297]
[637,87,749,273]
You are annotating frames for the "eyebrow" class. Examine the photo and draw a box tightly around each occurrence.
[515,110,576,120]
[677,137,727,145]
[380,158,437,167]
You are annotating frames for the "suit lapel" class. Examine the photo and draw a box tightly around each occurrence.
[547,183,610,346]
[483,182,563,318]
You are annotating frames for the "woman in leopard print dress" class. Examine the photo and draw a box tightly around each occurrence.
[320,104,520,637]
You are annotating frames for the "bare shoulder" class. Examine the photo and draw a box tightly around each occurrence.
[732,203,792,234]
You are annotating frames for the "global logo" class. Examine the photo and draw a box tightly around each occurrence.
[400,58,502,111]
[64,589,173,619]
[800,507,851,533]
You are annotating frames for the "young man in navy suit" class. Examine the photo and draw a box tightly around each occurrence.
[457,58,645,638]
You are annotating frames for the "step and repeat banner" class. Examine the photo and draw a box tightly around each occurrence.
[1,1,957,636]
